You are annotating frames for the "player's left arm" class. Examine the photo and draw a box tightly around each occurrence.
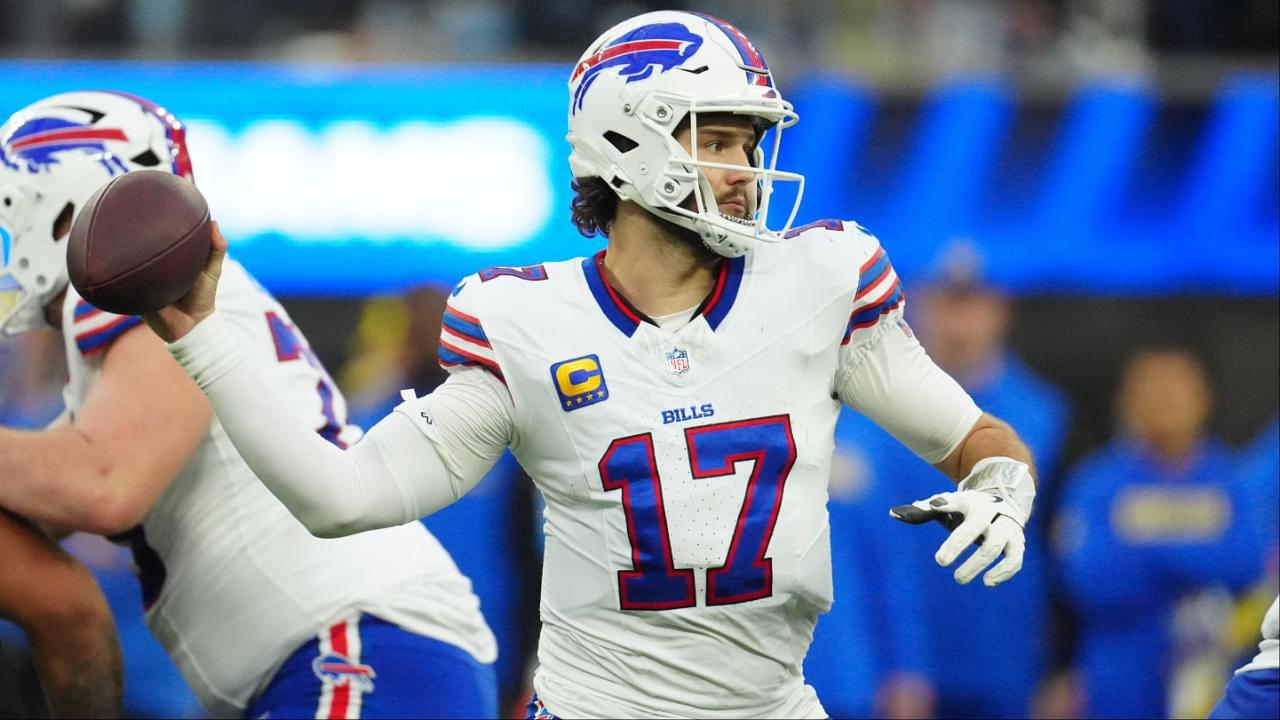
[0,325,211,535]
[836,305,1037,587]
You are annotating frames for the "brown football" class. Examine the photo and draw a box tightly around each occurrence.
[67,169,211,316]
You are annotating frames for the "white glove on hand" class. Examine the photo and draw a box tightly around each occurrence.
[890,457,1035,587]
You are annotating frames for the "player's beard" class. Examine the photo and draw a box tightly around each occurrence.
[665,190,755,262]
[656,208,720,263]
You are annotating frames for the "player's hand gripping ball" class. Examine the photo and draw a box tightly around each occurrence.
[67,169,212,315]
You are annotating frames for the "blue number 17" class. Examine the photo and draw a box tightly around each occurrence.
[598,415,796,610]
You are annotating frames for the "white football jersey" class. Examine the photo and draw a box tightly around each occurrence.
[1239,595,1279,674]
[61,258,496,718]
[438,220,915,718]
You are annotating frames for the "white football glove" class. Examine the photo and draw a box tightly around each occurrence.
[890,457,1035,587]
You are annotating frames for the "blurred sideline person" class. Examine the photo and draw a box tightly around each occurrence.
[910,241,1071,719]
[145,10,1039,718]
[341,287,543,714]
[1238,416,1279,577]
[803,431,935,719]
[342,287,453,429]
[1206,417,1280,719]
[0,91,497,719]
[1053,347,1268,718]
[812,239,1071,718]
[0,511,122,718]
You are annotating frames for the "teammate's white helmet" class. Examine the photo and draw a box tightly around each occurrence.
[567,11,805,257]
[0,90,193,335]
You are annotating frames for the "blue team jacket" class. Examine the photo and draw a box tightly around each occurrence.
[1054,436,1267,719]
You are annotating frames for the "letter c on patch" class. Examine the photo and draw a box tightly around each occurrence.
[555,357,601,395]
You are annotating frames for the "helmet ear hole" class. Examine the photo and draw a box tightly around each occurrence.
[604,131,638,153]
[131,149,162,167]
[52,202,74,242]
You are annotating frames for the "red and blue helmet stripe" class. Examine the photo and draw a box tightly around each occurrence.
[693,13,774,88]
[103,90,194,180]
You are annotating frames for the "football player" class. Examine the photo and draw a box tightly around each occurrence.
[1210,595,1279,719]
[0,91,497,719]
[145,10,1037,718]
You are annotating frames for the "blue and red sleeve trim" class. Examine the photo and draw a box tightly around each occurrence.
[73,300,143,355]
[842,281,904,344]
[692,13,773,87]
[442,306,491,348]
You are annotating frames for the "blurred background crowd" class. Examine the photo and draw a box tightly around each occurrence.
[1,1,1277,718]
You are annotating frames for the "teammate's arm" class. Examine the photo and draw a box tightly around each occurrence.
[0,511,123,719]
[0,325,211,535]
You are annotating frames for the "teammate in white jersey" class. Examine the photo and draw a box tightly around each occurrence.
[1210,595,1279,719]
[144,10,1038,719]
[0,91,497,719]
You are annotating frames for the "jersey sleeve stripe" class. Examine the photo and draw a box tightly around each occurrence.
[857,245,886,273]
[438,339,506,384]
[842,280,904,344]
[73,300,103,320]
[441,310,491,348]
[443,304,483,327]
[852,265,900,311]
[855,262,894,302]
[856,247,891,295]
[75,315,143,354]
[441,323,492,349]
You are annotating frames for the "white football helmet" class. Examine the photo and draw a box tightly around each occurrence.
[0,90,193,335]
[567,11,805,257]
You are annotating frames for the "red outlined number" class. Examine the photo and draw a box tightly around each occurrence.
[265,311,348,448]
[599,415,796,610]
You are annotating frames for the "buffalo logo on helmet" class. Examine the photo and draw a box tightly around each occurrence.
[571,22,704,113]
[0,109,130,174]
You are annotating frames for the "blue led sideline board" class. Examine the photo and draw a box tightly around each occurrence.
[1,61,1276,296]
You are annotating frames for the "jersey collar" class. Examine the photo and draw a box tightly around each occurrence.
[582,250,745,337]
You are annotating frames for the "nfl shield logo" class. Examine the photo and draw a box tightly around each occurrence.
[664,346,691,375]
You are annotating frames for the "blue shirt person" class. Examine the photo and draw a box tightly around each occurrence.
[1054,348,1269,719]
[803,414,934,719]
